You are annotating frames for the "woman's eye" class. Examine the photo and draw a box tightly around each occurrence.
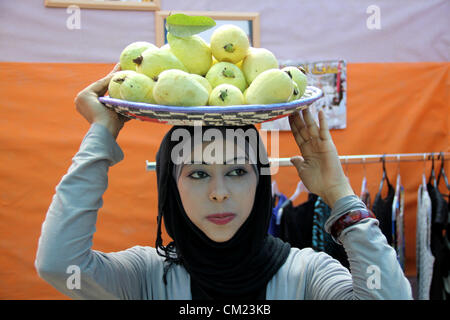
[227,168,248,176]
[188,171,209,179]
[188,168,247,179]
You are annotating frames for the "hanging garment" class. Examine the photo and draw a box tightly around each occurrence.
[427,182,450,300]
[278,194,349,269]
[435,155,450,299]
[444,205,450,299]
[392,175,406,270]
[372,180,395,246]
[312,197,350,270]
[279,193,318,249]
[312,197,330,252]
[392,175,399,253]
[269,193,288,237]
[360,176,371,208]
[416,183,435,300]
[398,184,405,269]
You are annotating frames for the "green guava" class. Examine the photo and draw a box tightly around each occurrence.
[108,70,136,99]
[245,69,294,105]
[210,24,250,64]
[288,81,301,102]
[134,47,188,80]
[205,62,248,92]
[282,66,308,98]
[243,87,249,104]
[153,69,209,106]
[190,74,212,95]
[167,32,212,76]
[118,72,156,104]
[242,47,279,84]
[208,84,244,106]
[119,41,157,71]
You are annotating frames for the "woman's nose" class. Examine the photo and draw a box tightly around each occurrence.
[209,177,230,202]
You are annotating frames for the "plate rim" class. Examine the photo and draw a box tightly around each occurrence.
[99,86,323,114]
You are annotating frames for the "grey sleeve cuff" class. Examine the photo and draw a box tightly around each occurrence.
[324,195,369,236]
[80,123,124,166]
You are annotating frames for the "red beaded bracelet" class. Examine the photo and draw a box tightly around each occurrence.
[330,209,376,239]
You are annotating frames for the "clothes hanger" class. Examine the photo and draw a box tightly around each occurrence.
[391,156,401,240]
[427,152,448,225]
[395,155,402,192]
[272,180,280,198]
[360,157,373,208]
[360,157,368,197]
[276,180,309,225]
[289,180,309,202]
[271,180,282,208]
[378,154,391,195]
[427,152,437,188]
[422,154,427,188]
[393,155,405,234]
[436,152,450,192]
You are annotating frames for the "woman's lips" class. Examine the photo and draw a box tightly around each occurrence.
[206,213,236,225]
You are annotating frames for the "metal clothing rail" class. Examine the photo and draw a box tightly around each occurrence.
[145,151,449,171]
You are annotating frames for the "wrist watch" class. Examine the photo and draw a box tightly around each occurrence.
[330,209,377,239]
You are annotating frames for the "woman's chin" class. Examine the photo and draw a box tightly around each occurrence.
[208,234,232,243]
[205,229,236,243]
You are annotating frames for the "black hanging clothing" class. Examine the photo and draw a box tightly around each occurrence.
[372,180,395,246]
[279,193,350,270]
[279,193,318,249]
[427,182,450,300]
[427,182,449,226]
[155,124,291,300]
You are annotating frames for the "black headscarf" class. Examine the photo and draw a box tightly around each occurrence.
[155,124,291,300]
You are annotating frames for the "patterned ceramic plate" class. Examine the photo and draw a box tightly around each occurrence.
[98,86,323,126]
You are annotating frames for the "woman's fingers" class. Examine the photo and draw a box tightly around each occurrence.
[289,112,307,147]
[302,108,320,140]
[289,108,334,155]
[318,109,332,140]
[86,63,121,97]
[290,155,305,174]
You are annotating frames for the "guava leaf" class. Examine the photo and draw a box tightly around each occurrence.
[166,13,216,38]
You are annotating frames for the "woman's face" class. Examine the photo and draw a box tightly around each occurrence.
[176,142,258,243]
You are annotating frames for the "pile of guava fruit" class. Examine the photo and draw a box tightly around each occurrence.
[108,21,307,107]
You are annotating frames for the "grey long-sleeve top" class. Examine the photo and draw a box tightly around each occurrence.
[35,123,412,300]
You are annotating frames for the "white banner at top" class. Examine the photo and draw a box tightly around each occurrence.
[0,0,448,63]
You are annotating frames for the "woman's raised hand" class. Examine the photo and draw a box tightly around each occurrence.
[74,63,129,139]
[288,108,355,208]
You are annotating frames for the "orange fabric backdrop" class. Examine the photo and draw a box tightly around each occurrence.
[0,62,448,299]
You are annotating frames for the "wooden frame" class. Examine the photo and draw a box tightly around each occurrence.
[45,0,160,11]
[155,11,260,48]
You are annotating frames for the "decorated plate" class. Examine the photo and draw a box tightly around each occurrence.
[99,86,323,126]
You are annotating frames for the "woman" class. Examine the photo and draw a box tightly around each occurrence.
[35,65,412,299]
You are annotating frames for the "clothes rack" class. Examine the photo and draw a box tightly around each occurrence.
[145,152,449,171]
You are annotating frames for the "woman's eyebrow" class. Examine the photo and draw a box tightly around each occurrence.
[194,156,249,165]
[225,156,249,164]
